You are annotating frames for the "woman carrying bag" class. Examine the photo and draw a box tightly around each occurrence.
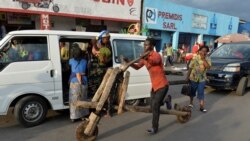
[186,46,211,113]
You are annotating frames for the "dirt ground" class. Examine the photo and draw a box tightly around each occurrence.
[0,108,15,125]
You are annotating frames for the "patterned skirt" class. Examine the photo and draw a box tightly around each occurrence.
[69,83,89,120]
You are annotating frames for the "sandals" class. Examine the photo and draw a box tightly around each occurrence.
[200,108,207,113]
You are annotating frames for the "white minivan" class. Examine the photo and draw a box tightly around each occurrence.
[0,30,151,127]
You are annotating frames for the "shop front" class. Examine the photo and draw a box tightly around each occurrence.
[0,12,36,33]
[143,0,239,51]
[0,0,141,33]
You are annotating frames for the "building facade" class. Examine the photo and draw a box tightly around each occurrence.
[143,0,240,51]
[0,0,141,33]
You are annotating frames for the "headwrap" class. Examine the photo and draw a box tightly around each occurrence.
[97,30,110,44]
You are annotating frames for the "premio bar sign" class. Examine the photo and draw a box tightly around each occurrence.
[0,0,141,22]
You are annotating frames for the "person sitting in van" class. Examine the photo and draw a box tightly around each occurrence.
[33,48,43,61]
[18,46,29,61]
[68,43,89,122]
[60,42,70,61]
[7,39,20,61]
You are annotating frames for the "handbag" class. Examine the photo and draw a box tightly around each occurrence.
[181,84,191,96]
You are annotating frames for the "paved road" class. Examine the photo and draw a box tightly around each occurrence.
[1,88,250,141]
[1,68,250,141]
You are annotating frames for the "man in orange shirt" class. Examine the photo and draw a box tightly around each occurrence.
[125,38,169,134]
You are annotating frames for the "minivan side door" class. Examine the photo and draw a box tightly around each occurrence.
[0,35,55,114]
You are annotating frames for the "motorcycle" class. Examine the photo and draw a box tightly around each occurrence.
[13,0,60,12]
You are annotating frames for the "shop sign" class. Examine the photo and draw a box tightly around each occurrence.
[159,10,181,30]
[7,13,32,25]
[145,7,158,24]
[40,14,50,30]
[145,7,181,30]
[192,14,208,29]
[0,0,141,21]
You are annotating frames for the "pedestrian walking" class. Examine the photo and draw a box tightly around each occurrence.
[124,37,170,134]
[69,43,89,122]
[186,46,211,112]
[164,43,174,67]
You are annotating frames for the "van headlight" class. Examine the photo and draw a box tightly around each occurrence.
[223,63,240,72]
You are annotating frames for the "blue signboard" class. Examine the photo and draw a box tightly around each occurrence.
[143,0,239,36]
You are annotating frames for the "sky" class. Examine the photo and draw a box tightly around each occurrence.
[168,0,250,21]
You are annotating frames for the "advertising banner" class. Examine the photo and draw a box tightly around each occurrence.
[0,0,141,22]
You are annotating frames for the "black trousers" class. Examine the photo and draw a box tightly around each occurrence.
[150,85,169,131]
[166,56,173,66]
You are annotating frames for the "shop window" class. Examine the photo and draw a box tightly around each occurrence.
[113,39,144,63]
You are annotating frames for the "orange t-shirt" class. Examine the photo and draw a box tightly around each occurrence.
[137,51,169,92]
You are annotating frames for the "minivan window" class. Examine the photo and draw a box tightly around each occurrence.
[210,43,250,59]
[0,36,48,63]
[0,36,48,71]
[113,39,144,63]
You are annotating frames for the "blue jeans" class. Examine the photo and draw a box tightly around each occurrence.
[190,81,206,100]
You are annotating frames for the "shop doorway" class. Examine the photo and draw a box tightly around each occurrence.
[179,33,192,50]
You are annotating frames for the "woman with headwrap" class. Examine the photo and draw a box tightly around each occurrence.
[88,30,112,97]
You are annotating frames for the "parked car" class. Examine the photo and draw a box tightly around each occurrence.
[206,42,250,96]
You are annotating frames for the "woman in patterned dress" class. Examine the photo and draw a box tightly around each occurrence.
[69,43,89,122]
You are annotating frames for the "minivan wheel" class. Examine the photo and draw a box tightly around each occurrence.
[236,77,248,96]
[14,96,48,127]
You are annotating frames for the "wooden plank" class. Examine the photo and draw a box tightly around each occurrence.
[92,68,113,102]
[124,105,189,116]
[95,67,120,112]
[117,71,130,114]
[84,112,100,136]
[119,51,150,72]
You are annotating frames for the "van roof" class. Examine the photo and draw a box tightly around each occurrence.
[8,30,147,39]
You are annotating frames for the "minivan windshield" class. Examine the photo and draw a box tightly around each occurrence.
[210,43,250,60]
